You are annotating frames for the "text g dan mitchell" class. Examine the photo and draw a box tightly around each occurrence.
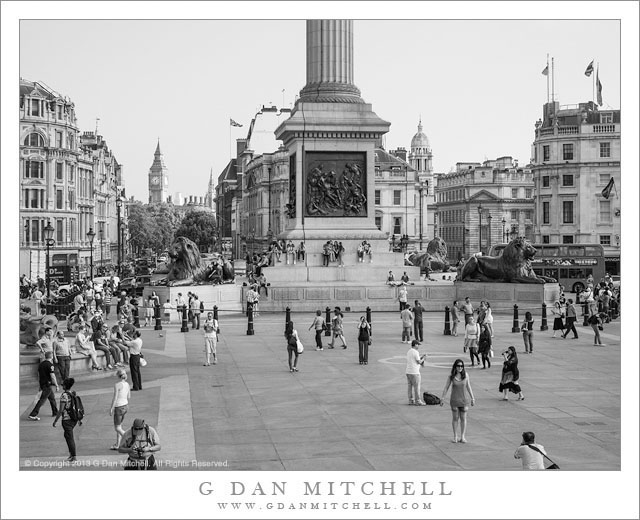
[198,480,453,497]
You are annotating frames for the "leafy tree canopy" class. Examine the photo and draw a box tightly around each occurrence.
[174,209,218,253]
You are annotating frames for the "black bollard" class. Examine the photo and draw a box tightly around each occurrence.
[582,302,589,326]
[511,304,520,333]
[324,306,331,337]
[443,306,451,335]
[154,304,162,331]
[181,305,189,333]
[540,302,549,331]
[246,301,254,335]
[366,306,372,336]
[285,306,291,331]
[213,305,219,332]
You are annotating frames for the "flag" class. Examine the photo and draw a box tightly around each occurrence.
[596,68,603,106]
[541,64,549,76]
[229,118,243,127]
[584,60,594,77]
[601,178,614,199]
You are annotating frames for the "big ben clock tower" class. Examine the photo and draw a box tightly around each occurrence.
[148,140,169,203]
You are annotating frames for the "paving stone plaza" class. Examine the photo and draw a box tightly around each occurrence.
[20,308,620,471]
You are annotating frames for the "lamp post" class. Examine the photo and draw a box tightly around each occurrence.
[44,221,55,300]
[418,181,425,250]
[477,204,483,254]
[487,214,492,252]
[87,228,96,281]
[116,197,122,276]
[404,166,409,240]
[99,225,104,274]
[502,217,506,243]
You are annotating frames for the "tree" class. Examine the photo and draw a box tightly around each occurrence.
[127,202,180,255]
[174,209,218,253]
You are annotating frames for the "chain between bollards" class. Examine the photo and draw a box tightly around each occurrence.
[443,306,451,335]
[246,302,254,335]
[511,304,520,333]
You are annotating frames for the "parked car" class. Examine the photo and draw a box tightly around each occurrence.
[118,275,152,296]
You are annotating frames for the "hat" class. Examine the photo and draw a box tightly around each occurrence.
[132,418,145,430]
[411,340,421,347]
[334,306,341,311]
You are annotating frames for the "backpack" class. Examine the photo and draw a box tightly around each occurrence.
[200,300,205,312]
[65,390,84,424]
[423,392,441,405]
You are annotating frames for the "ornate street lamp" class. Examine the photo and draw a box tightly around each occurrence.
[116,196,123,276]
[477,203,483,254]
[44,221,55,300]
[99,225,104,273]
[87,227,96,281]
[501,217,506,243]
[487,214,492,252]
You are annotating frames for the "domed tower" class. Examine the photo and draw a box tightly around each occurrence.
[409,119,436,241]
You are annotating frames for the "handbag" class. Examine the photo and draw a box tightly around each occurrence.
[296,339,304,354]
[139,357,147,367]
[527,444,559,470]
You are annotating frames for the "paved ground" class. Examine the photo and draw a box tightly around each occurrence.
[19,309,620,471]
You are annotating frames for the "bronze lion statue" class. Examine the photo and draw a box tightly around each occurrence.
[407,237,451,272]
[166,237,235,286]
[20,313,58,346]
[459,237,556,283]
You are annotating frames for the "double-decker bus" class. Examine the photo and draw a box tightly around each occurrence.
[488,243,606,293]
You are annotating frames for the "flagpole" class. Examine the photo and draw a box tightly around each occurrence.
[229,118,232,162]
[551,57,555,103]
[546,54,549,103]
[592,59,595,104]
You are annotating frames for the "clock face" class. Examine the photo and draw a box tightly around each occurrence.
[151,176,160,185]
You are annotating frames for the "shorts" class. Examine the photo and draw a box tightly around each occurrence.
[113,405,128,426]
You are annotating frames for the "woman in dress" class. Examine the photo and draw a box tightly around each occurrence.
[329,308,347,349]
[440,359,475,443]
[356,316,371,365]
[74,324,102,370]
[478,323,492,369]
[521,311,535,354]
[464,316,481,366]
[110,368,131,450]
[551,301,565,338]
[499,346,524,401]
[285,321,300,372]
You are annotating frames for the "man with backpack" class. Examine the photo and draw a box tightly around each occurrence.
[118,418,161,470]
[52,377,82,463]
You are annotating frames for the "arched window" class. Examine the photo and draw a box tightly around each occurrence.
[24,133,44,147]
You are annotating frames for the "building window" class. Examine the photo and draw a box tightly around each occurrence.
[25,160,44,179]
[562,201,573,223]
[543,145,550,162]
[600,113,613,124]
[30,99,40,117]
[599,235,611,246]
[562,235,574,244]
[523,210,533,220]
[68,188,75,210]
[56,219,63,243]
[542,235,550,244]
[375,216,382,230]
[563,144,574,160]
[511,188,518,198]
[68,165,75,183]
[56,189,63,209]
[562,174,574,187]
[600,142,611,158]
[32,220,40,242]
[56,162,64,181]
[599,200,611,222]
[525,188,532,198]
[55,131,63,148]
[542,201,550,224]
[375,190,381,205]
[510,210,518,220]
[542,176,550,187]
[24,133,44,147]
[393,190,401,205]
[393,217,402,235]
[599,173,611,185]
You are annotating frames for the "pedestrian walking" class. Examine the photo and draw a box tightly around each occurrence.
[104,288,112,320]
[28,351,59,420]
[124,330,144,391]
[53,330,72,381]
[308,310,326,351]
[562,299,579,339]
[52,377,78,462]
[191,295,201,329]
[400,305,414,344]
[461,297,474,325]
[551,301,565,338]
[521,311,535,354]
[203,312,219,365]
[176,292,186,321]
[464,317,481,366]
[336,241,345,267]
[499,346,524,401]
[357,315,371,365]
[144,297,154,327]
[118,418,161,470]
[478,324,492,369]
[398,285,408,311]
[328,307,347,349]
[451,300,461,337]
[483,301,494,337]
[406,340,426,405]
[440,359,475,443]
[413,300,424,342]
[514,431,548,470]
[110,368,131,450]
[588,312,606,346]
[285,321,301,372]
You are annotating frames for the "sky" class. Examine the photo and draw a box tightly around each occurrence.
[18,17,622,203]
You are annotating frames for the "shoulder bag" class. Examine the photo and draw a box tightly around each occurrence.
[526,444,559,469]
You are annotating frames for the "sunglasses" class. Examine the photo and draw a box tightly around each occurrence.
[455,365,464,368]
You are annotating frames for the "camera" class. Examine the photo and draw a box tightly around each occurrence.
[502,350,510,356]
